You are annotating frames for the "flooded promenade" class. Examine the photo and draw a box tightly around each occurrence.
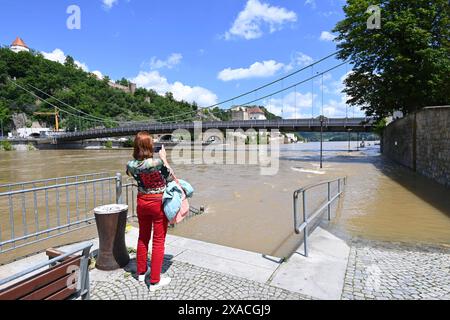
[1,141,449,259]
[1,141,449,300]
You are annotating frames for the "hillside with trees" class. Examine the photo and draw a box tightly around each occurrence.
[0,47,200,132]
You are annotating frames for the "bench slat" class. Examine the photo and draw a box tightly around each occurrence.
[45,286,77,300]
[20,273,75,300]
[0,256,81,300]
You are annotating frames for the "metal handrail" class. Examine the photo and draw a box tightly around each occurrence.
[293,176,347,257]
[0,173,109,189]
[0,174,119,254]
[0,172,205,255]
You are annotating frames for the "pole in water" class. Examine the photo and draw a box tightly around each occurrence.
[320,115,324,169]
[348,130,351,153]
[357,132,359,151]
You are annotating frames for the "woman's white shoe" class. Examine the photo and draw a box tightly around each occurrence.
[138,270,149,282]
[149,276,171,292]
[138,274,146,282]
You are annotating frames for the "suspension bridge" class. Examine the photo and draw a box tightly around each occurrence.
[8,51,375,143]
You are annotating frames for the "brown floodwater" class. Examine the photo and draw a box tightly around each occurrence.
[0,141,449,260]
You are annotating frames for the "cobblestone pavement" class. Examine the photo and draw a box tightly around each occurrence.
[90,241,450,300]
[90,255,312,300]
[342,241,450,300]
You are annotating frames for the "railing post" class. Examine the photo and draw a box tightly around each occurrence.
[302,191,308,257]
[338,179,341,196]
[293,192,299,234]
[115,173,122,204]
[327,181,331,220]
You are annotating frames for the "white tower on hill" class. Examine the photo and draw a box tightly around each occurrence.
[10,37,30,53]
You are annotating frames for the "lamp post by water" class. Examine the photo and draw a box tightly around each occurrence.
[319,115,325,169]
[357,132,359,151]
[347,129,351,152]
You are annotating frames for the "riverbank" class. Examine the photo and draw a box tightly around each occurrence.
[1,142,449,259]
[89,228,450,300]
[2,225,447,300]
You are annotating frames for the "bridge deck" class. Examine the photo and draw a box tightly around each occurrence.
[55,118,374,142]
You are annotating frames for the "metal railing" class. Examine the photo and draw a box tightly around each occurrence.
[293,177,347,257]
[0,173,120,254]
[0,172,204,254]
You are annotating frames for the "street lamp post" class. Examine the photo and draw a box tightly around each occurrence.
[348,129,351,152]
[319,115,324,169]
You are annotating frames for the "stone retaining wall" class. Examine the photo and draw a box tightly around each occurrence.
[382,106,450,187]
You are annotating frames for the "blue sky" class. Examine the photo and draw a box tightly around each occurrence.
[0,0,363,118]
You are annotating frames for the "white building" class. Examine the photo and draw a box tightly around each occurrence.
[10,37,30,53]
[247,107,266,120]
[284,133,299,144]
[230,106,266,121]
[15,128,51,138]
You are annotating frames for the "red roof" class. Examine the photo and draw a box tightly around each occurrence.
[247,107,264,114]
[11,37,28,48]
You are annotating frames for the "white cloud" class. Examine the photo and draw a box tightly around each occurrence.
[322,72,364,118]
[224,0,297,40]
[91,70,104,80]
[102,0,118,10]
[304,0,317,9]
[264,92,317,119]
[322,94,364,118]
[284,52,314,71]
[292,52,314,67]
[131,70,218,107]
[320,31,336,42]
[218,60,284,81]
[148,53,183,70]
[41,48,89,72]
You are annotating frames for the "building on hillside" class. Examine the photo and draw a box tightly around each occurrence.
[10,37,30,53]
[230,106,267,121]
[107,81,137,95]
[247,107,266,120]
[231,106,249,121]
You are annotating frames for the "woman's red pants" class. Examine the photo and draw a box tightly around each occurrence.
[136,193,168,284]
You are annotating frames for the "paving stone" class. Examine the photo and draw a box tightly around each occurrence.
[90,257,313,300]
[341,241,449,300]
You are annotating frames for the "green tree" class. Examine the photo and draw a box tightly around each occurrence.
[0,100,10,136]
[333,0,450,119]
[0,47,199,131]
[64,55,76,69]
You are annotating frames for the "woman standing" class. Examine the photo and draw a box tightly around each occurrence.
[126,131,174,291]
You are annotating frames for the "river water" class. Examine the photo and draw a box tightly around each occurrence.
[0,141,449,259]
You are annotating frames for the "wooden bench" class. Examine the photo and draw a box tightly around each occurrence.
[0,241,93,300]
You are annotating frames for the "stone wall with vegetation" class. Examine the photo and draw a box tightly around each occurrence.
[382,106,450,187]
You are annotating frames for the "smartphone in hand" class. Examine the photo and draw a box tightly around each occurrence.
[154,145,162,153]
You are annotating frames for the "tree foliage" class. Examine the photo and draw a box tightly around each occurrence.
[0,48,198,131]
[333,0,450,119]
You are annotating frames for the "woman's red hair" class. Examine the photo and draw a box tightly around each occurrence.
[133,131,153,160]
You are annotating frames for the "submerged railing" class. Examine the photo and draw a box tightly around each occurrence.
[0,173,203,254]
[293,177,347,257]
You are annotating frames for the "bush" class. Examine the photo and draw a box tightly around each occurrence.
[122,138,134,148]
[1,140,13,151]
[105,141,113,149]
[27,142,36,151]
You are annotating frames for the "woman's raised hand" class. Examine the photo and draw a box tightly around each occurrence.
[159,145,167,161]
